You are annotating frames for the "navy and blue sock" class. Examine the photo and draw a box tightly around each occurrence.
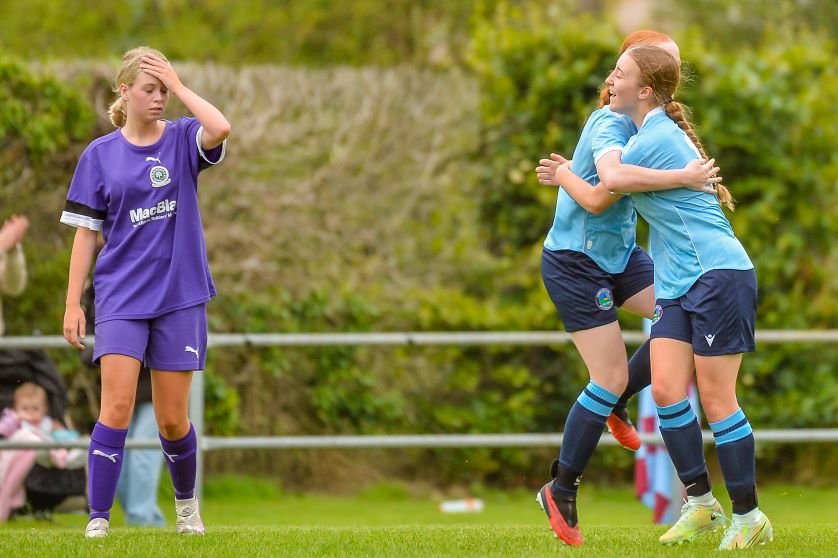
[656,399,711,497]
[552,381,619,498]
[711,408,757,514]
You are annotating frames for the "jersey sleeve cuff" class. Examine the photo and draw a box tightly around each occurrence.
[593,146,623,165]
[60,212,102,230]
[196,126,227,165]
[61,200,105,230]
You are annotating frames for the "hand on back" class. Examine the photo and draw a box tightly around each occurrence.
[683,158,722,194]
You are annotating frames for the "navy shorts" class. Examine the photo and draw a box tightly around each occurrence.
[650,268,757,356]
[541,247,654,332]
[94,304,208,370]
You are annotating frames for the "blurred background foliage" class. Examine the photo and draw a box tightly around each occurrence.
[0,0,835,489]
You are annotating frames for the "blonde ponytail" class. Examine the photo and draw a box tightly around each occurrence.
[108,46,168,129]
[108,97,127,128]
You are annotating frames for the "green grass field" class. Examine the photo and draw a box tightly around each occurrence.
[2,479,836,557]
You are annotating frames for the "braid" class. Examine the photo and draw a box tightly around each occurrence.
[663,101,735,211]
[625,44,733,212]
[664,101,707,157]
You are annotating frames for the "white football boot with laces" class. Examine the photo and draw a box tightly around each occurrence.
[175,496,205,535]
[85,517,110,538]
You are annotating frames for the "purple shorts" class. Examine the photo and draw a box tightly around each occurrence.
[93,304,208,370]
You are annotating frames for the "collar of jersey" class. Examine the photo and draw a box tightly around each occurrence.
[640,106,666,129]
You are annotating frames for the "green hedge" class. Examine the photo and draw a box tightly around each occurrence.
[0,54,93,336]
[0,0,506,67]
[1,6,835,487]
[466,3,838,439]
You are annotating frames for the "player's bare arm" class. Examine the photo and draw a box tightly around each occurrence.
[63,227,97,350]
[598,151,720,194]
[554,162,617,215]
[139,54,231,150]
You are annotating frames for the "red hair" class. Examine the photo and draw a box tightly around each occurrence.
[627,45,735,210]
[598,30,675,107]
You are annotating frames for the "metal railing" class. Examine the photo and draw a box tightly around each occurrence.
[3,328,837,351]
[4,429,837,451]
[2,330,836,503]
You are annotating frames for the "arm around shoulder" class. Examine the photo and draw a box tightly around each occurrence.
[598,152,719,194]
[555,163,621,215]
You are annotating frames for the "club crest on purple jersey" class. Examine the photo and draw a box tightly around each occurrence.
[150,165,171,187]
[61,117,224,323]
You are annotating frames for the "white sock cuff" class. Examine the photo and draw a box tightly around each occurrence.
[687,492,716,506]
[733,507,762,523]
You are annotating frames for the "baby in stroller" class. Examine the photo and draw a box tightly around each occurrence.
[0,383,85,520]
[0,350,87,521]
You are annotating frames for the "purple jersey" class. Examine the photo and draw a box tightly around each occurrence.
[61,117,226,323]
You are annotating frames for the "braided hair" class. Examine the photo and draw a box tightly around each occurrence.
[626,45,734,210]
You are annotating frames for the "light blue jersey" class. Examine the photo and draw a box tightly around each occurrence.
[544,107,639,274]
[620,108,753,299]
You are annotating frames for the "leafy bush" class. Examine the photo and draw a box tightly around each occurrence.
[0,53,94,339]
[467,3,619,256]
[0,0,504,67]
[2,7,835,488]
[465,2,838,458]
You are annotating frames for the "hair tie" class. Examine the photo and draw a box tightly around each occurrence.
[664,96,674,104]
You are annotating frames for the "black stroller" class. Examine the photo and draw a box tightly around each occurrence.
[0,349,86,517]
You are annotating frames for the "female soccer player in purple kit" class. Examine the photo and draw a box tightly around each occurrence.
[61,46,230,538]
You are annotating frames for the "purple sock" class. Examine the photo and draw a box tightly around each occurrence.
[160,423,197,500]
[88,422,128,521]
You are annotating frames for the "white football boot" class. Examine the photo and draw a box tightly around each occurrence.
[175,496,205,535]
[84,517,110,538]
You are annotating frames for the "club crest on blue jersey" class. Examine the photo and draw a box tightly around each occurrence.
[595,288,614,310]
[150,165,171,188]
[652,304,663,324]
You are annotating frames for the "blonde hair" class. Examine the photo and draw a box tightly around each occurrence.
[108,46,168,128]
[626,45,735,211]
[598,30,675,108]
[13,382,48,408]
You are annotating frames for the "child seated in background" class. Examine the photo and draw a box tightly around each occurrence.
[0,382,84,521]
